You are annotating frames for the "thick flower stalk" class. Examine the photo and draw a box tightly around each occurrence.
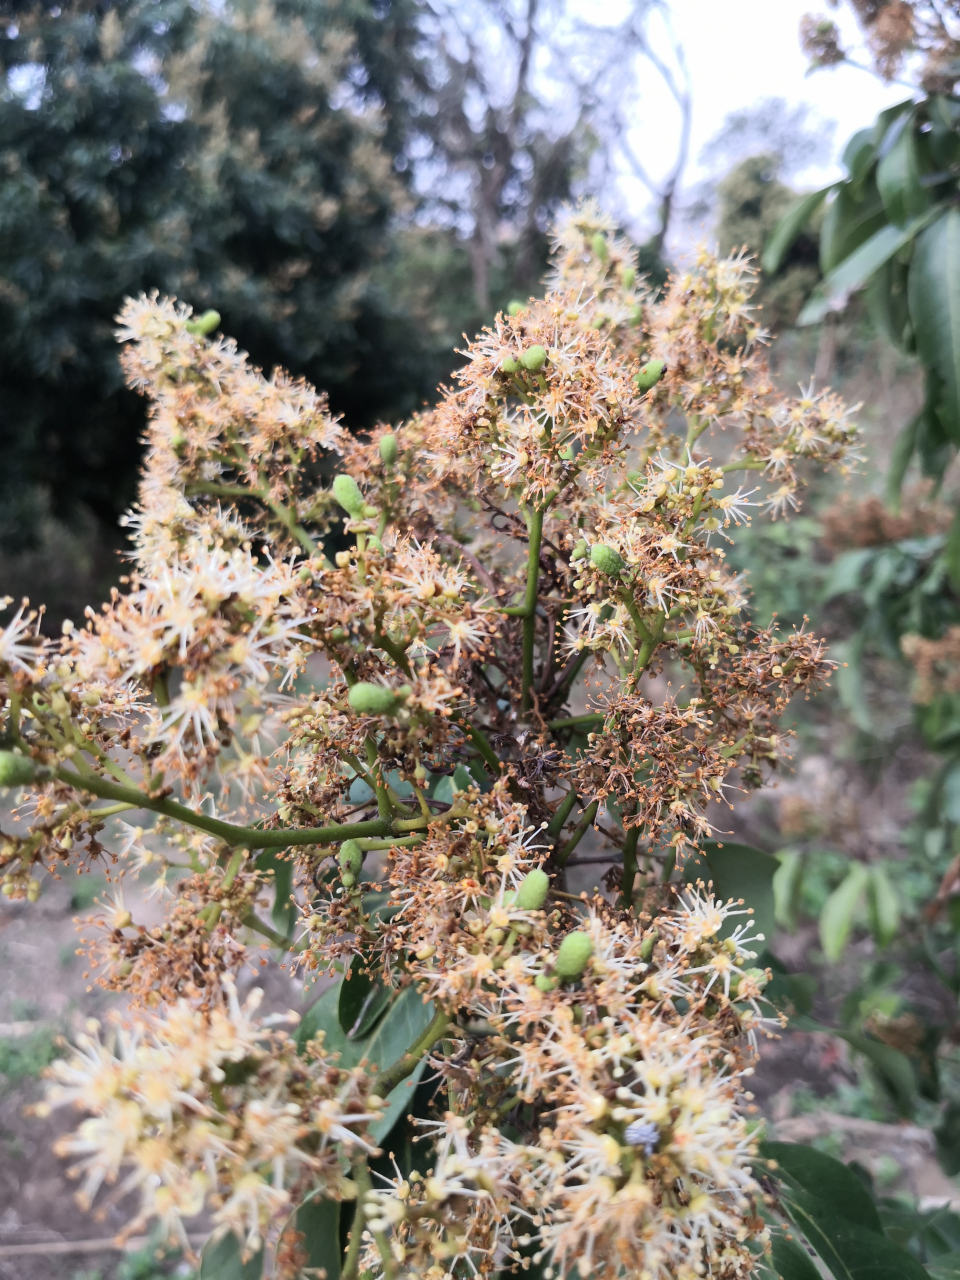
[0,203,860,1277]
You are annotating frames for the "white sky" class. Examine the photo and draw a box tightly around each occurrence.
[607,0,910,245]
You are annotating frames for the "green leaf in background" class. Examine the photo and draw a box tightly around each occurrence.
[253,849,297,941]
[936,1101,960,1176]
[770,1229,823,1280]
[761,951,816,1017]
[773,850,804,932]
[819,183,887,276]
[761,1141,883,1233]
[683,841,778,945]
[763,184,834,274]
[339,953,393,1039]
[877,116,928,226]
[866,865,900,948]
[819,863,868,962]
[298,982,351,1059]
[909,209,960,442]
[944,506,960,591]
[370,1055,428,1145]
[199,1232,263,1280]
[291,1195,341,1279]
[785,1192,929,1280]
[836,1030,917,1115]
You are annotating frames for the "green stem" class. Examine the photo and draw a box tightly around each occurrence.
[548,712,604,732]
[556,800,599,867]
[375,631,413,677]
[342,1158,369,1280]
[521,507,545,713]
[240,910,291,949]
[54,766,416,849]
[375,1008,451,1096]
[620,826,640,911]
[547,788,580,839]
[452,716,502,775]
[720,457,767,474]
[632,610,666,678]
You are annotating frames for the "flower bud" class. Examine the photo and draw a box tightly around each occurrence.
[184,309,221,336]
[535,972,558,993]
[515,868,550,911]
[348,683,406,716]
[590,543,624,576]
[379,433,399,466]
[621,266,636,290]
[0,751,36,787]
[520,345,547,372]
[591,232,609,261]
[332,474,366,518]
[501,356,520,374]
[507,300,525,316]
[639,930,658,961]
[555,930,593,980]
[571,540,588,561]
[339,840,363,878]
[635,359,666,392]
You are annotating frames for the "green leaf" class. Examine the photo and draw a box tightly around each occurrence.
[927,1253,960,1280]
[298,983,354,1060]
[799,214,938,327]
[763,185,834,275]
[300,982,434,1078]
[783,1189,928,1280]
[683,841,778,945]
[761,1141,882,1233]
[877,117,928,226]
[370,1055,428,1145]
[820,183,887,276]
[770,1229,823,1280]
[843,128,877,184]
[761,952,816,1016]
[886,411,922,503]
[909,209,960,442]
[255,850,296,941]
[200,1232,264,1280]
[819,864,868,962]
[837,1031,917,1115]
[773,851,803,932]
[936,1101,960,1176]
[944,506,960,591]
[339,954,393,1039]
[452,764,474,792]
[291,1196,341,1279]
[866,865,899,948]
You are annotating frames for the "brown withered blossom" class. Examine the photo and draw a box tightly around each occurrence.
[0,203,862,1278]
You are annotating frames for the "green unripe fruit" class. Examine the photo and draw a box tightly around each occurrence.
[515,868,550,911]
[571,539,588,561]
[635,359,666,392]
[348,683,402,716]
[744,967,769,992]
[332,474,366,518]
[361,504,379,518]
[507,300,525,316]
[621,266,636,290]
[591,232,609,261]
[535,972,558,993]
[501,356,521,374]
[590,543,624,576]
[184,309,221,336]
[555,931,594,980]
[367,534,384,554]
[559,444,575,462]
[520,345,547,372]
[0,752,36,787]
[379,433,399,466]
[339,839,364,878]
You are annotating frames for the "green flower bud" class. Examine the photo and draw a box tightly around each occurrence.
[507,300,525,316]
[635,359,666,392]
[535,972,558,993]
[555,930,594,980]
[559,444,575,462]
[339,839,364,878]
[379,433,399,466]
[184,309,221,337]
[571,539,588,561]
[501,356,521,374]
[621,266,636,290]
[515,868,550,911]
[367,534,384,554]
[332,474,366,518]
[628,305,643,327]
[348,682,404,716]
[591,232,609,261]
[590,543,624,576]
[639,930,658,961]
[0,752,36,787]
[361,504,379,519]
[520,345,547,372]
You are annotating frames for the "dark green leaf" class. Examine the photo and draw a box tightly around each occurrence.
[927,1253,960,1280]
[820,184,886,276]
[370,1055,428,1145]
[936,1102,960,1175]
[886,411,922,502]
[291,1196,341,1279]
[363,984,435,1075]
[760,951,816,1016]
[783,1189,928,1280]
[763,185,834,275]
[866,866,899,948]
[298,982,353,1060]
[255,851,296,941]
[200,1232,264,1280]
[836,1031,917,1115]
[909,209,960,442]
[452,764,474,791]
[761,1142,882,1234]
[683,841,778,945]
[945,506,960,591]
[339,954,393,1039]
[877,118,928,226]
[770,1230,822,1280]
[843,128,877,184]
